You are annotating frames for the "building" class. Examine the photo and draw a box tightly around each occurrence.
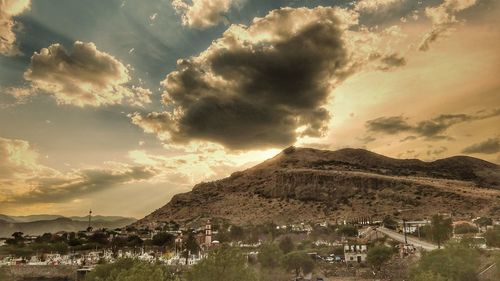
[344,244,367,263]
[205,219,212,246]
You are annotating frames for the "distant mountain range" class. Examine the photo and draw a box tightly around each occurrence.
[136,147,500,227]
[0,215,136,237]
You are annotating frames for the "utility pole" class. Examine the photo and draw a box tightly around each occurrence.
[403,219,408,244]
[88,209,92,229]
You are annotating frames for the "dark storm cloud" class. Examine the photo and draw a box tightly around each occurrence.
[462,138,500,154]
[5,166,157,204]
[366,109,500,139]
[132,7,361,150]
[379,53,407,70]
[365,116,412,134]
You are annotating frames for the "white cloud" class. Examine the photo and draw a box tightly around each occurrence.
[354,0,403,12]
[172,0,235,29]
[23,41,152,107]
[0,0,31,56]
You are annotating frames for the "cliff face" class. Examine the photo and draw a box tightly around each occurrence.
[137,147,500,226]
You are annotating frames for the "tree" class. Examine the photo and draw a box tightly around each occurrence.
[85,258,178,281]
[229,225,245,241]
[265,222,279,241]
[454,223,478,235]
[183,232,200,265]
[338,225,358,237]
[127,235,144,247]
[258,243,283,268]
[383,216,398,230]
[474,217,492,228]
[279,236,294,254]
[152,232,175,248]
[282,251,314,278]
[431,215,452,248]
[89,231,109,245]
[410,243,479,281]
[186,246,258,281]
[7,232,25,245]
[366,244,393,271]
[484,227,500,247]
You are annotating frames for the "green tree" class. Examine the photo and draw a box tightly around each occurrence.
[152,232,175,248]
[186,246,257,281]
[258,243,283,268]
[383,216,398,230]
[453,223,478,235]
[474,217,492,228]
[85,259,178,281]
[279,236,294,254]
[229,225,245,241]
[265,222,278,241]
[127,235,144,247]
[338,225,358,237]
[282,251,314,278]
[431,215,453,248]
[410,243,479,281]
[367,244,393,271]
[183,232,200,265]
[484,227,500,247]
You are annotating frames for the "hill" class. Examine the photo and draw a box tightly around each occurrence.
[136,147,500,227]
[0,216,136,237]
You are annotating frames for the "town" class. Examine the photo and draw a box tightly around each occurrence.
[1,212,499,281]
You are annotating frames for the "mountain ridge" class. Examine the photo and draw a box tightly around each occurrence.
[136,147,500,227]
[0,215,137,237]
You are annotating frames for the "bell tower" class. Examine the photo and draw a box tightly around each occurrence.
[205,219,212,246]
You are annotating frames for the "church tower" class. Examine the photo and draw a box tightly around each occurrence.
[205,219,212,246]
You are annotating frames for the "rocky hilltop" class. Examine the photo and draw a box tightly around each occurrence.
[137,147,500,227]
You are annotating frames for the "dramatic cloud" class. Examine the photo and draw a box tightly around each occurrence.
[419,0,478,51]
[23,41,151,107]
[172,0,235,29]
[462,138,500,154]
[0,0,30,56]
[366,116,412,135]
[354,0,404,12]
[366,109,500,139]
[0,137,54,180]
[6,165,157,204]
[0,137,157,205]
[132,7,406,150]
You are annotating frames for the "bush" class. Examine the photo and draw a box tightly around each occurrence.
[367,244,393,270]
[258,243,283,268]
[186,246,257,281]
[278,237,294,254]
[410,243,479,281]
[85,259,177,281]
[282,251,314,278]
[454,223,478,234]
[484,227,500,247]
[152,232,175,248]
[338,225,358,237]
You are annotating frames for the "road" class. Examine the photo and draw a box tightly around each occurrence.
[376,227,439,251]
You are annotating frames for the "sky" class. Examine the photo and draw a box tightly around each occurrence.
[0,0,499,218]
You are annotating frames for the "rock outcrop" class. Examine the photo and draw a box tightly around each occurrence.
[136,147,500,227]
